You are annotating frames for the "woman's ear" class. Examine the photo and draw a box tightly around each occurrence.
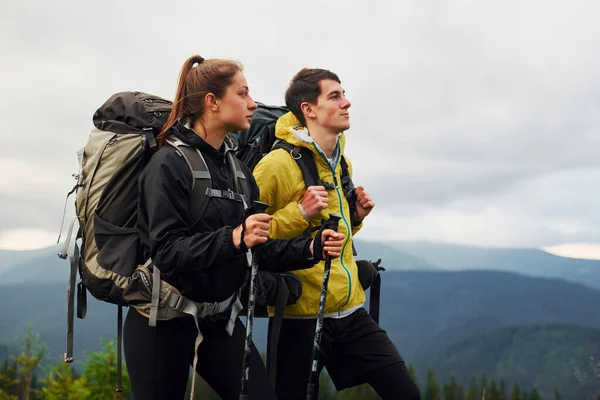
[205,93,219,112]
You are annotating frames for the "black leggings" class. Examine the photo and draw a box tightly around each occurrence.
[123,308,276,400]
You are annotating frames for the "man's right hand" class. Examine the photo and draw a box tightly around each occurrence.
[232,213,273,249]
[300,186,329,219]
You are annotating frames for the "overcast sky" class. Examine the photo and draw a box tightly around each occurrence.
[1,0,599,257]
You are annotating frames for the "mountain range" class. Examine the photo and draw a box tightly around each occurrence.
[1,240,600,398]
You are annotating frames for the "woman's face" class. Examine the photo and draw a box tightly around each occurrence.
[218,71,258,132]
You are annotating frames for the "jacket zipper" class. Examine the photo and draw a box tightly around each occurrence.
[312,141,352,315]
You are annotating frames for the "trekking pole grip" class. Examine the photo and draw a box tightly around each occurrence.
[326,214,341,232]
[254,201,269,213]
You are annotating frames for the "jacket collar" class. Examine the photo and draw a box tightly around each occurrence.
[171,119,227,159]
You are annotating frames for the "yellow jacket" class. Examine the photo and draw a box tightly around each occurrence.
[253,112,366,318]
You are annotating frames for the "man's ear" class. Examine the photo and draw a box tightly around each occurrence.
[205,93,219,112]
[300,102,316,121]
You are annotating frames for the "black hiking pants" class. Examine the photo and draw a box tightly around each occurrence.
[124,308,276,400]
[268,307,420,400]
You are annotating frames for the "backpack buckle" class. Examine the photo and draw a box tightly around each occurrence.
[172,295,187,312]
[317,180,335,191]
[142,127,158,150]
[224,189,236,200]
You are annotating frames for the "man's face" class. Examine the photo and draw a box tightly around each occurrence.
[309,79,352,133]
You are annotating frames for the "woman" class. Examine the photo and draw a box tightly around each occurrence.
[124,54,344,399]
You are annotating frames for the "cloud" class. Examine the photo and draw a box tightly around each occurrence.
[0,229,59,251]
[1,0,599,251]
[543,243,600,260]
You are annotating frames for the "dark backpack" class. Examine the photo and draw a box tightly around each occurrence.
[229,102,289,171]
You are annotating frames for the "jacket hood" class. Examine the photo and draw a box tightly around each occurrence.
[274,112,347,154]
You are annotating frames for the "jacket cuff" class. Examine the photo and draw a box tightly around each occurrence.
[303,239,315,263]
[351,219,363,235]
[226,226,245,256]
[298,203,311,222]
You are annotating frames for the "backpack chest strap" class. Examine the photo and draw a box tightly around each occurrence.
[205,188,246,203]
[167,137,251,225]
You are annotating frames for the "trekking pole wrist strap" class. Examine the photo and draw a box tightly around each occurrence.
[237,206,254,253]
[312,221,329,263]
[238,223,248,254]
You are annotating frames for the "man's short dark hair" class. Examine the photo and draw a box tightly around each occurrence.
[285,68,341,126]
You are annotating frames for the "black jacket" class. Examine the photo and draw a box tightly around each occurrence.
[137,122,315,303]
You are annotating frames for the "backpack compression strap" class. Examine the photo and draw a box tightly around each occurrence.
[58,229,79,363]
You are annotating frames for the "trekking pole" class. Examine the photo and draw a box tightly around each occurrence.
[306,214,341,400]
[239,201,270,400]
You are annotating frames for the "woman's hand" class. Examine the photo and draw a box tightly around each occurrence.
[232,213,273,249]
[309,229,345,260]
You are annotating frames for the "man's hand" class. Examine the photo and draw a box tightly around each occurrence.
[232,213,273,249]
[301,186,329,219]
[354,186,375,221]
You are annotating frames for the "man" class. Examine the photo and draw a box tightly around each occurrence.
[253,68,420,399]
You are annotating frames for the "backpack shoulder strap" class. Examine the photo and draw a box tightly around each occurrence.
[272,141,322,189]
[227,150,252,208]
[224,134,252,207]
[166,138,212,227]
[339,155,357,216]
[270,143,358,210]
[260,122,278,156]
[340,155,359,255]
[270,142,359,243]
[271,140,330,237]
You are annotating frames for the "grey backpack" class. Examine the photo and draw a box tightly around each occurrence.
[57,92,250,391]
[57,91,300,394]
